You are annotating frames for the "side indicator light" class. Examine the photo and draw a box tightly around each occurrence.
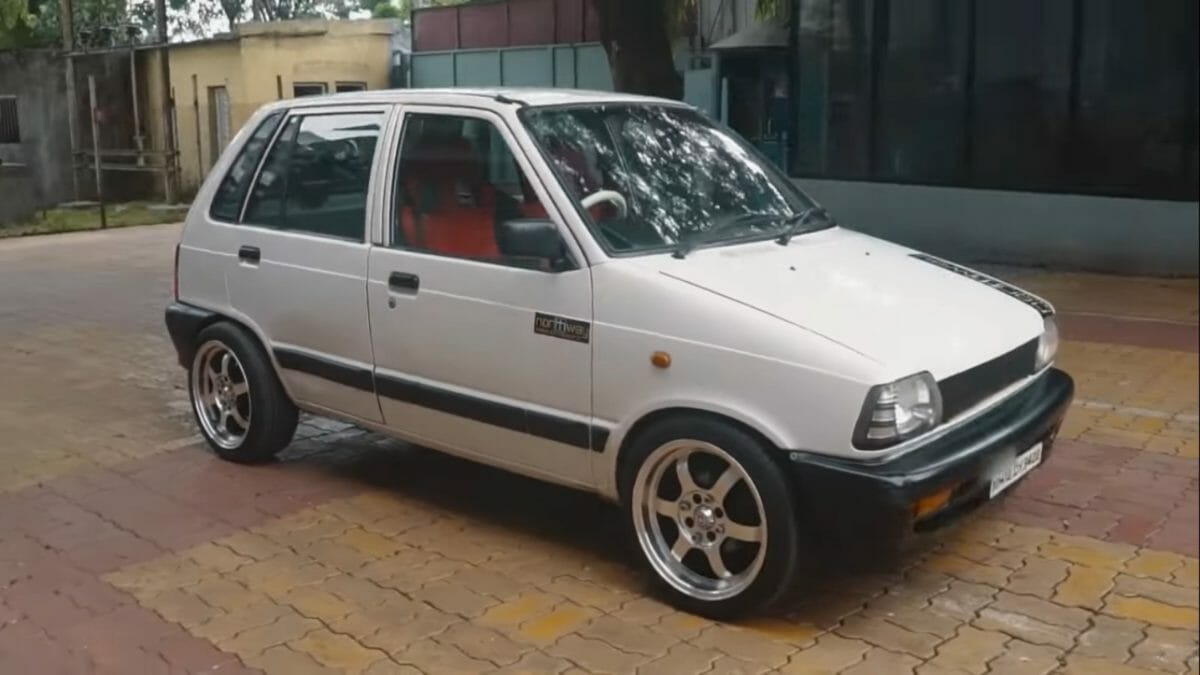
[651,351,671,369]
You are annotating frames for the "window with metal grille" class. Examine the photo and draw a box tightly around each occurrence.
[0,97,18,143]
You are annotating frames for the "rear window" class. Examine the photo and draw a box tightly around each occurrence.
[209,111,284,222]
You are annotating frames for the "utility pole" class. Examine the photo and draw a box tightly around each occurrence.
[58,0,80,200]
[156,0,177,203]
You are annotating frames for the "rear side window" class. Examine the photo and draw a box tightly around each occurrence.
[243,112,383,241]
[209,111,284,222]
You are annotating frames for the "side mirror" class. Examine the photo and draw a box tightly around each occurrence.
[497,218,570,271]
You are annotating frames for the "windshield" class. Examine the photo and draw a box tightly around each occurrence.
[521,104,826,255]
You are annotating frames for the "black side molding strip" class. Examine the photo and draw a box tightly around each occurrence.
[271,348,608,452]
[273,348,376,393]
[376,372,601,451]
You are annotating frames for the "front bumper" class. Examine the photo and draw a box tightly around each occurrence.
[785,367,1074,554]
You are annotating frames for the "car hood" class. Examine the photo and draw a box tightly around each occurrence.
[644,228,1048,380]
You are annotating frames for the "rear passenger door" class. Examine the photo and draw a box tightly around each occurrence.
[225,105,391,422]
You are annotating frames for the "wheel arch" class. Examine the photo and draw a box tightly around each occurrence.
[168,303,295,402]
[603,404,789,502]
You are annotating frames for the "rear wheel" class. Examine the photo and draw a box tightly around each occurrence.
[620,415,804,619]
[189,323,297,463]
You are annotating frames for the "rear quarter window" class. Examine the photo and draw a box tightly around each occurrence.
[208,111,285,222]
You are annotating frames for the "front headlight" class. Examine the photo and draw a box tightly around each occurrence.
[1036,316,1059,370]
[853,372,943,450]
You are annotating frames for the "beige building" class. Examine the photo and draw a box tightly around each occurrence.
[151,18,400,194]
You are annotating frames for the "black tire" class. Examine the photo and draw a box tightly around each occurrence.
[188,322,298,463]
[618,414,805,619]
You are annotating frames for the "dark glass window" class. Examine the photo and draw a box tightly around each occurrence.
[244,112,382,240]
[293,83,327,97]
[208,111,283,222]
[874,0,970,183]
[970,0,1072,188]
[789,0,1198,201]
[1066,0,1198,199]
[0,96,19,143]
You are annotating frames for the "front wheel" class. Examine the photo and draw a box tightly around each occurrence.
[620,416,805,619]
[189,322,298,463]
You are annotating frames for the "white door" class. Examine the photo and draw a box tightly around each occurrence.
[367,105,596,487]
[227,105,392,422]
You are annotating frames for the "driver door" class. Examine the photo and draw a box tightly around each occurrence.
[366,105,598,487]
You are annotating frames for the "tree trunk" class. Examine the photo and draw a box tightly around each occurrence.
[590,0,683,100]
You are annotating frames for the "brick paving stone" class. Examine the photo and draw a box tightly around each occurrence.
[692,624,798,667]
[1104,596,1199,630]
[191,603,293,644]
[984,639,1063,675]
[1073,615,1147,661]
[921,625,1008,674]
[289,628,385,673]
[434,621,531,667]
[517,602,599,646]
[1125,550,1188,581]
[1112,574,1200,608]
[576,615,680,657]
[778,634,872,674]
[1129,626,1199,673]
[705,655,775,674]
[361,659,424,675]
[246,645,337,675]
[337,606,458,655]
[840,647,921,675]
[1055,564,1118,609]
[836,615,943,658]
[218,611,322,659]
[927,580,999,621]
[639,643,725,674]
[1008,556,1071,596]
[546,634,651,674]
[492,649,579,674]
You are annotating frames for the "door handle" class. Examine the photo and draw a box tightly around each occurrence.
[238,245,261,264]
[388,271,420,294]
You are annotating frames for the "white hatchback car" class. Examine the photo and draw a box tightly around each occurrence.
[167,88,1073,617]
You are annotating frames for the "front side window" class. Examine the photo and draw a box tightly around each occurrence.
[209,111,283,222]
[243,112,382,240]
[522,105,822,255]
[391,112,552,266]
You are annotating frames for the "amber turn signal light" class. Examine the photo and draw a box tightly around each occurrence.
[651,351,671,369]
[911,484,956,520]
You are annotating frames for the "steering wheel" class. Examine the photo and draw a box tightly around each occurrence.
[580,189,628,220]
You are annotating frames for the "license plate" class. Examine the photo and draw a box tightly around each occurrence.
[989,442,1043,499]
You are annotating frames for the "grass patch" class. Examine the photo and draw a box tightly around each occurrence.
[0,202,189,239]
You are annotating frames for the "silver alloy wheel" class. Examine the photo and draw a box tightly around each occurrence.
[631,440,768,601]
[191,340,252,450]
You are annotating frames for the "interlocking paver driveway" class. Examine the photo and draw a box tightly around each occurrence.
[1,225,1196,674]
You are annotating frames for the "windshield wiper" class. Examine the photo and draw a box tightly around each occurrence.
[775,206,833,246]
[672,211,792,258]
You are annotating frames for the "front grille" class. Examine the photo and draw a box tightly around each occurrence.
[939,338,1038,421]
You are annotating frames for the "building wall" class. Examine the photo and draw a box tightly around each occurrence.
[0,49,151,214]
[0,51,71,210]
[799,178,1200,276]
[165,19,398,195]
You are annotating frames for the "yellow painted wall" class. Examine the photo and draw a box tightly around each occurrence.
[159,19,397,195]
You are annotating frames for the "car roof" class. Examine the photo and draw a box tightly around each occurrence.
[262,87,686,113]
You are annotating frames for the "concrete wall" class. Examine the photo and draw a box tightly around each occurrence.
[166,19,399,195]
[0,51,72,209]
[0,164,38,225]
[798,178,1200,277]
[0,49,155,213]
